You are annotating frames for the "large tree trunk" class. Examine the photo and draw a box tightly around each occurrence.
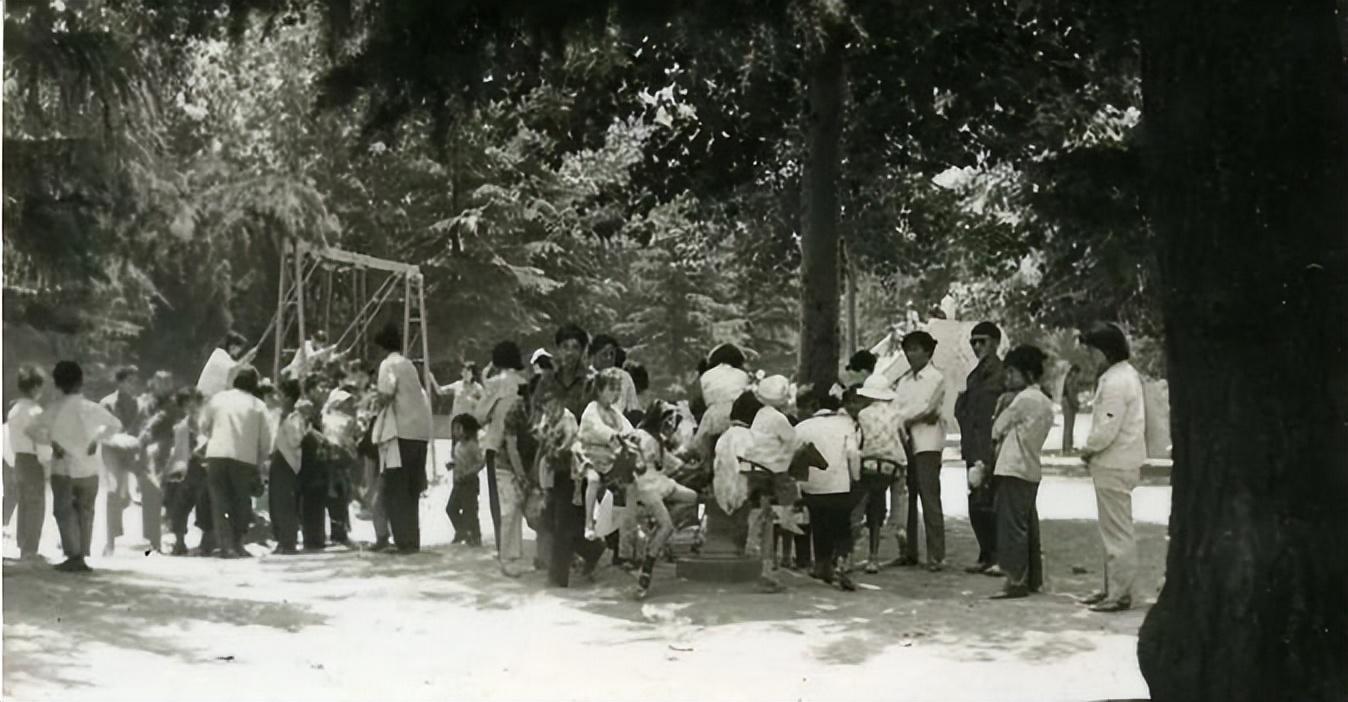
[797,29,846,390]
[1136,1,1348,700]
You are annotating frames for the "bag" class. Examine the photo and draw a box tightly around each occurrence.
[788,441,828,480]
[523,486,546,531]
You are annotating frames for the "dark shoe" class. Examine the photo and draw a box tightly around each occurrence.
[809,566,835,584]
[837,571,858,592]
[369,541,391,553]
[990,586,1030,600]
[1076,591,1109,606]
[395,546,420,555]
[885,557,919,568]
[171,542,189,556]
[1089,598,1132,613]
[755,576,787,594]
[273,546,298,555]
[54,558,84,572]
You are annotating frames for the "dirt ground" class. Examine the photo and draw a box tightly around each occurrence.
[2,462,1166,702]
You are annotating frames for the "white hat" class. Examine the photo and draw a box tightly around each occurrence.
[755,375,792,409]
[857,373,896,401]
[530,348,553,366]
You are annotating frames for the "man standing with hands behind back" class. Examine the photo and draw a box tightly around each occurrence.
[955,321,1005,575]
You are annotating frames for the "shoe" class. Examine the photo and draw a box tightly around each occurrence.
[170,542,189,556]
[54,558,83,572]
[1089,598,1131,613]
[983,565,1005,577]
[885,557,919,568]
[395,546,420,555]
[989,586,1030,600]
[500,563,524,578]
[273,546,298,555]
[755,576,787,594]
[926,562,946,573]
[584,527,598,541]
[965,562,992,574]
[1076,591,1108,606]
[864,561,879,575]
[837,571,858,592]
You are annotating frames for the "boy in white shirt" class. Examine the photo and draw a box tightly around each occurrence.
[7,365,49,560]
[28,361,124,572]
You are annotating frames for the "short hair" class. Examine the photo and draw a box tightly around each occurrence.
[114,365,139,383]
[52,361,83,393]
[900,330,937,354]
[594,367,626,394]
[1080,322,1131,364]
[279,377,304,403]
[221,331,248,350]
[491,341,524,371]
[257,378,276,397]
[637,399,671,434]
[233,365,261,394]
[589,333,619,357]
[729,390,763,425]
[707,343,746,370]
[624,361,649,394]
[173,387,202,408]
[554,323,590,349]
[16,365,44,395]
[451,413,482,436]
[462,361,481,384]
[845,350,877,373]
[971,321,1002,341]
[372,321,402,353]
[1003,345,1047,382]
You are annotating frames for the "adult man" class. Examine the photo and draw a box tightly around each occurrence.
[370,322,432,554]
[200,365,272,558]
[891,331,948,571]
[1077,322,1147,612]
[101,366,159,555]
[954,321,1005,574]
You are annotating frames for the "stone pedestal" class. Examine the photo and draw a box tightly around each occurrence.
[675,498,761,583]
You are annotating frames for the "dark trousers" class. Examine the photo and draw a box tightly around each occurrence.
[904,451,945,564]
[485,450,503,555]
[165,462,214,550]
[51,475,99,559]
[269,457,301,550]
[383,438,427,551]
[9,454,47,557]
[206,458,257,553]
[1062,407,1077,452]
[298,460,330,549]
[994,476,1043,590]
[447,476,481,541]
[547,471,604,587]
[804,492,854,572]
[2,459,17,526]
[968,468,998,566]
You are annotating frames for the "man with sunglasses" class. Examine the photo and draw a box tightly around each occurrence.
[955,321,1006,575]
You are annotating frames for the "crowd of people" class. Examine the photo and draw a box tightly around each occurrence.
[3,318,1149,612]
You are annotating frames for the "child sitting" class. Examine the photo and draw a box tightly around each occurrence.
[446,414,485,546]
[578,368,636,544]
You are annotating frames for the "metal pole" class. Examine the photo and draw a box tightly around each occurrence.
[402,273,412,356]
[417,273,436,483]
[274,238,289,379]
[295,242,308,377]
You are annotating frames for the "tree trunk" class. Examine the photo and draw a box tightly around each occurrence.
[797,29,846,390]
[1136,1,1348,700]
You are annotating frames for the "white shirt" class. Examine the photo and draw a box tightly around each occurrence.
[893,363,946,453]
[744,406,796,474]
[7,398,44,456]
[794,410,860,496]
[474,370,527,452]
[201,389,273,466]
[700,364,751,408]
[991,386,1055,482]
[1085,361,1147,470]
[31,395,123,479]
[712,425,756,512]
[374,352,432,442]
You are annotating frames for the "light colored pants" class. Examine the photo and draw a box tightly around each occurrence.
[1090,464,1140,603]
[496,468,525,564]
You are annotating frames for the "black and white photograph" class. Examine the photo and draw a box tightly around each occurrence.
[1,1,1345,700]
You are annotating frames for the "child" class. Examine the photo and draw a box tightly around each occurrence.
[446,414,485,546]
[852,374,909,574]
[28,361,123,572]
[629,402,699,600]
[164,388,215,556]
[269,379,309,554]
[988,345,1054,600]
[7,365,48,560]
[578,368,636,545]
[711,391,760,516]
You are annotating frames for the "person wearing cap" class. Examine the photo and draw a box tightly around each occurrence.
[852,373,908,574]
[955,320,1006,575]
[742,374,798,588]
[1077,322,1146,613]
[891,330,948,571]
[988,345,1054,600]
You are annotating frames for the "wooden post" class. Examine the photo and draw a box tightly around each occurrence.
[401,273,412,356]
[274,239,289,379]
[294,243,307,376]
[416,273,436,480]
[845,240,858,355]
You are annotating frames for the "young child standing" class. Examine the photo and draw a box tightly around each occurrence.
[852,374,909,574]
[7,365,48,561]
[28,361,123,572]
[269,379,309,554]
[164,388,215,556]
[446,414,485,546]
